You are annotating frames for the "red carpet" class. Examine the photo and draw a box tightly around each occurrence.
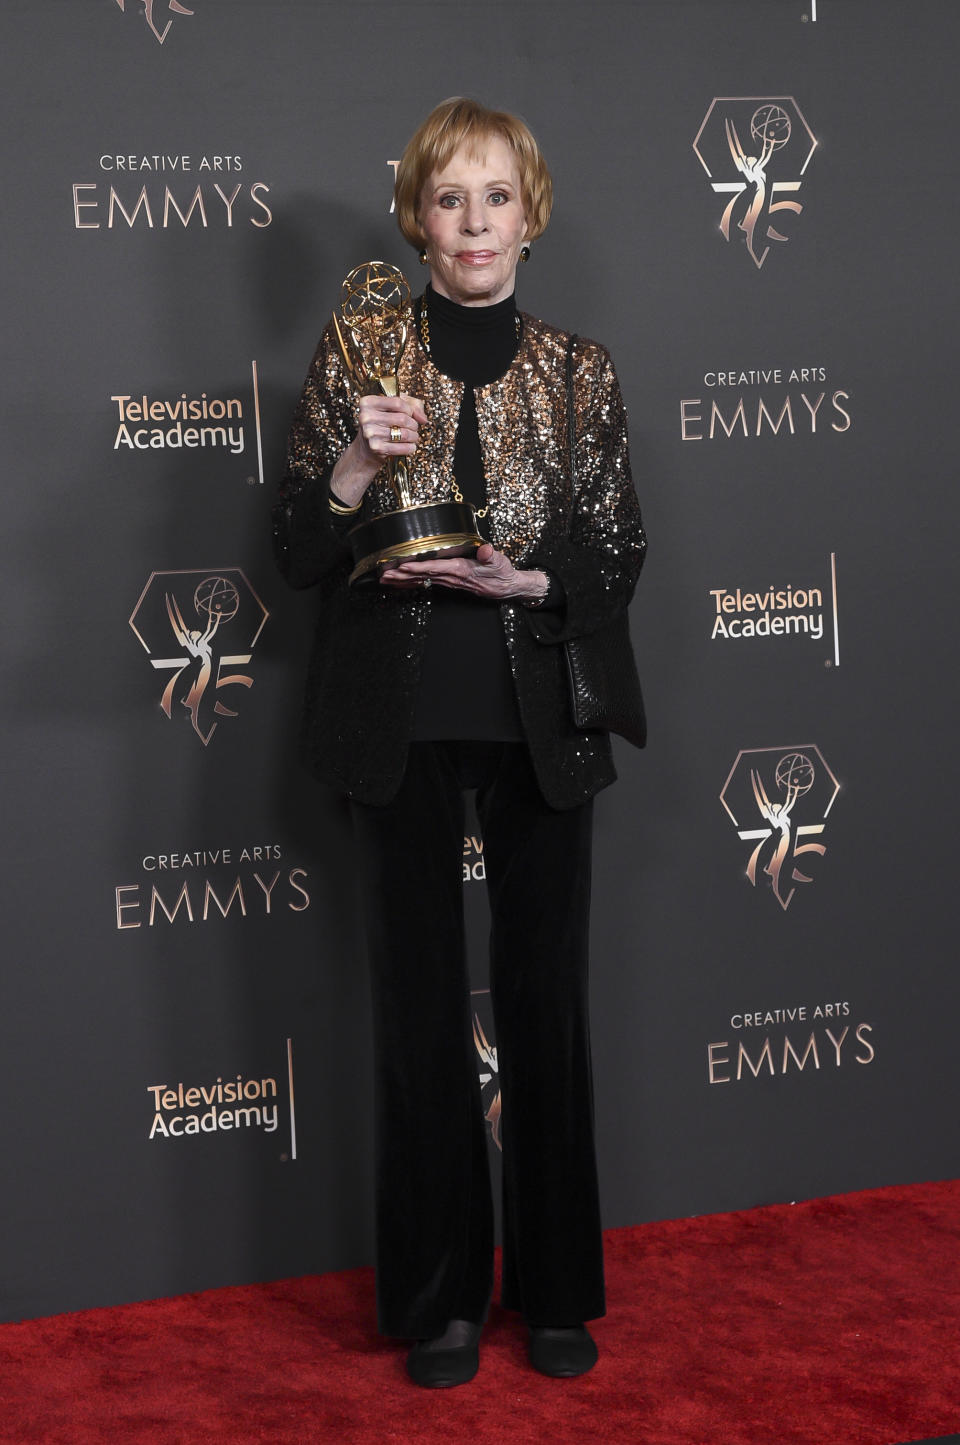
[3,1179,959,1445]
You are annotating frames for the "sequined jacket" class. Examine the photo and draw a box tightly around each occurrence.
[273,312,646,809]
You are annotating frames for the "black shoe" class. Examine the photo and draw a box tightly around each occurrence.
[528,1324,598,1378]
[406,1320,482,1388]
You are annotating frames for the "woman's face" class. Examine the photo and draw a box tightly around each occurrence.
[418,136,528,307]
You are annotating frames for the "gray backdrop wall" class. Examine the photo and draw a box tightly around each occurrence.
[3,0,958,1322]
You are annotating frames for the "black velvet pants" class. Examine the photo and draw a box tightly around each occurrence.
[350,741,605,1339]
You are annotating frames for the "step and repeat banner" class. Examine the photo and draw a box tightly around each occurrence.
[3,0,957,1320]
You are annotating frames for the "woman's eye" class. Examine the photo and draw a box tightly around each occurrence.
[438,195,460,209]
[488,192,508,205]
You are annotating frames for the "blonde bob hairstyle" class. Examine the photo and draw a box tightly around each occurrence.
[394,97,553,249]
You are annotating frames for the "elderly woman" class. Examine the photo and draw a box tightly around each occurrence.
[274,98,646,1387]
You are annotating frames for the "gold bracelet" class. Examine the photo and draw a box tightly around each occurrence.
[329,490,362,516]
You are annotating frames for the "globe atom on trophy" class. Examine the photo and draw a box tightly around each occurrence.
[332,260,485,585]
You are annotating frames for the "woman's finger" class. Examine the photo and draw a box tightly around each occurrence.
[386,551,520,597]
[356,395,428,456]
[358,394,428,427]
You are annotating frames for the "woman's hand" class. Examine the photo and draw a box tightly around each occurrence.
[380,542,549,602]
[329,394,429,509]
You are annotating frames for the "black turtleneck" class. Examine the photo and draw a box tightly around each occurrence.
[424,283,519,385]
[410,285,524,741]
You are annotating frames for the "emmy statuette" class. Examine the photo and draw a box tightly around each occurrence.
[333,261,484,585]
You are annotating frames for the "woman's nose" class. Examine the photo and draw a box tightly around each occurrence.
[462,198,487,233]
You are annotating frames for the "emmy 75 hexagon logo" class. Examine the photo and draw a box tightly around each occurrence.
[693,97,817,268]
[720,745,840,910]
[129,569,268,745]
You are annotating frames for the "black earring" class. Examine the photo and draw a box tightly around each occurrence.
[519,244,531,263]
[419,248,428,265]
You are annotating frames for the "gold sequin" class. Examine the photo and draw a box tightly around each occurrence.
[286,313,645,575]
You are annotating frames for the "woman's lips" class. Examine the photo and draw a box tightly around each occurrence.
[454,250,497,265]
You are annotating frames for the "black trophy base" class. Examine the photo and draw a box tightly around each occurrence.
[348,501,484,585]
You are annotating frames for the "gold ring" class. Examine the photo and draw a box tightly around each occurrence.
[389,426,403,443]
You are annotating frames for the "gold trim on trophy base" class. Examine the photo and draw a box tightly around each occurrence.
[349,529,485,585]
[347,498,484,586]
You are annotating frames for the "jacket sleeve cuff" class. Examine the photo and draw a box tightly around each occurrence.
[519,538,643,644]
[272,470,353,589]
